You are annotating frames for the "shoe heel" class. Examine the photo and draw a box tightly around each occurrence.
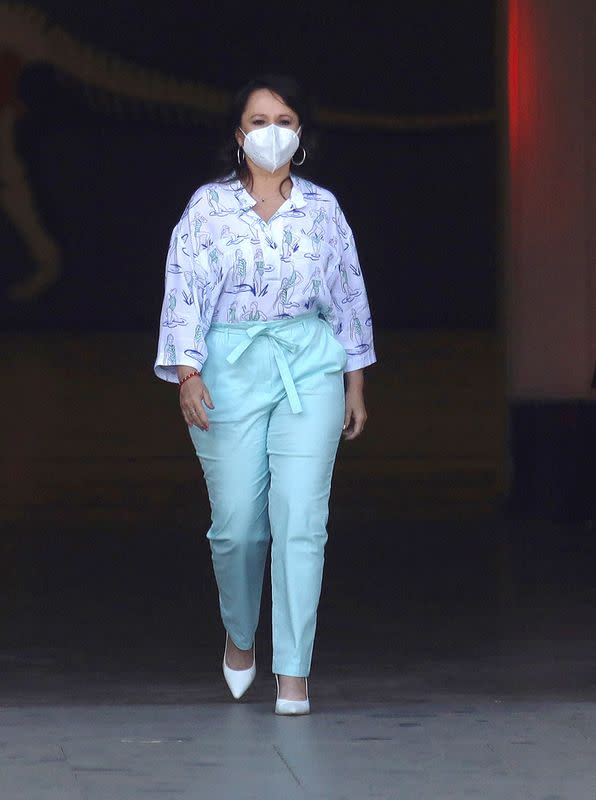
[274,673,310,716]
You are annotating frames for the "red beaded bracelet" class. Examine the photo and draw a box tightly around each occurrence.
[179,370,200,390]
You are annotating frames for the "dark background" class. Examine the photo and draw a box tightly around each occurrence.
[2,2,596,740]
[1,0,497,330]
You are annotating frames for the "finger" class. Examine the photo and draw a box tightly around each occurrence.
[353,414,367,437]
[186,406,205,430]
[343,407,352,432]
[180,403,192,427]
[344,413,365,439]
[194,406,210,430]
[203,387,215,409]
[356,411,368,431]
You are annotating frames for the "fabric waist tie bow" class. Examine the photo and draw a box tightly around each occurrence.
[225,323,303,414]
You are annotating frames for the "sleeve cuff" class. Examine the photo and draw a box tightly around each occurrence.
[154,350,207,383]
[343,348,377,374]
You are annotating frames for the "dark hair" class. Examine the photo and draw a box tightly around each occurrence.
[214,73,317,196]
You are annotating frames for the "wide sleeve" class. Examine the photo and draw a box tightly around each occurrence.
[328,202,377,373]
[154,209,209,383]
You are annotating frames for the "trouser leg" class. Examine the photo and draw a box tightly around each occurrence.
[267,367,345,676]
[190,411,271,650]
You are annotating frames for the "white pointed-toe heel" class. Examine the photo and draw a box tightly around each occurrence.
[222,632,256,699]
[274,674,310,716]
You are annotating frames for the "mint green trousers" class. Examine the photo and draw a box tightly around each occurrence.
[189,310,347,676]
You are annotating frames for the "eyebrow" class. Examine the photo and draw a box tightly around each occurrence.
[249,112,294,118]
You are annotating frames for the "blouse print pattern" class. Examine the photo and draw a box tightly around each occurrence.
[154,174,377,381]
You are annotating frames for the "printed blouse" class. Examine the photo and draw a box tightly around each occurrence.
[154,174,377,381]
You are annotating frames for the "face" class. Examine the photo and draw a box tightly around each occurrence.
[235,88,301,149]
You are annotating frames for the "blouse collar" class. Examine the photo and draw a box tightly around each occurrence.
[228,174,307,212]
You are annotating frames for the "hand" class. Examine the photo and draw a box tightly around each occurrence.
[342,383,367,440]
[179,375,214,431]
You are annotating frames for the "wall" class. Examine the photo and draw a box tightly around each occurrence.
[507,0,596,399]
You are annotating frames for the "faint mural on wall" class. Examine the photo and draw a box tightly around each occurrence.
[1,48,62,301]
[0,3,495,304]
[0,3,231,302]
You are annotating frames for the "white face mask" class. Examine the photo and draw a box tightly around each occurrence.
[239,123,302,174]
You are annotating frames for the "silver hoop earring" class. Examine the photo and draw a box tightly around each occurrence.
[237,147,245,165]
[291,146,307,166]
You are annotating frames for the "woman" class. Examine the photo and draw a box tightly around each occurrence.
[154,74,377,715]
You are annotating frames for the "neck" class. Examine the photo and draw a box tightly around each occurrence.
[244,160,292,197]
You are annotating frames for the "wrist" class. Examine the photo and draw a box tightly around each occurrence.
[178,369,202,390]
[177,365,201,381]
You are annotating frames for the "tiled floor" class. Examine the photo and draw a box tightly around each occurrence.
[2,517,596,799]
[3,694,596,799]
